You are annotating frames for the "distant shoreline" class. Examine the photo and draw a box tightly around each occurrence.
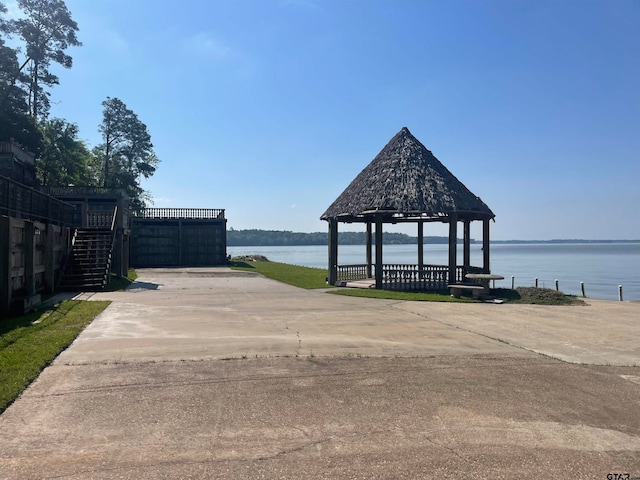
[489,239,640,244]
[227,229,639,247]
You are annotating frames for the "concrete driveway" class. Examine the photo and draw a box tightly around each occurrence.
[0,267,639,479]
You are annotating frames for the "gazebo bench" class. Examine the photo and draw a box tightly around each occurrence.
[448,283,486,299]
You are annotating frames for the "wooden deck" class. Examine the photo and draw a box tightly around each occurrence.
[336,278,376,289]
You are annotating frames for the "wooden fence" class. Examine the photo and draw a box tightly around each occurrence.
[86,209,116,229]
[337,264,369,281]
[132,208,225,220]
[41,186,125,198]
[336,264,485,290]
[0,176,75,226]
[130,216,227,267]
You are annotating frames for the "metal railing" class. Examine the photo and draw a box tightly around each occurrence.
[0,175,75,226]
[132,208,225,220]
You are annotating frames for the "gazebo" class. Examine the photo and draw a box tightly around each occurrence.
[320,127,495,291]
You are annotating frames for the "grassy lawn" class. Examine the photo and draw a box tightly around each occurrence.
[329,288,476,302]
[229,259,330,289]
[0,300,110,413]
[229,257,584,305]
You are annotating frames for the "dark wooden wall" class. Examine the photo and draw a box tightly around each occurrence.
[130,218,227,267]
[0,217,70,314]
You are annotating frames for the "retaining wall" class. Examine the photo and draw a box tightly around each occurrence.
[0,216,70,314]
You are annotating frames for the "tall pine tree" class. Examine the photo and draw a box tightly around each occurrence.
[95,97,160,209]
[8,0,81,121]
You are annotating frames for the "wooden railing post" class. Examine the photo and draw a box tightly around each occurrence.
[448,214,458,284]
[375,215,383,289]
[483,218,490,273]
[327,218,338,285]
[24,221,35,297]
[417,221,424,277]
[0,216,11,313]
[366,222,372,278]
[463,220,471,274]
[44,223,55,293]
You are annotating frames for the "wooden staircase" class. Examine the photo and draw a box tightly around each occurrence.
[59,229,114,291]
[59,207,117,291]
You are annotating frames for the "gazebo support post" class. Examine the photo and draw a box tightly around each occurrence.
[375,215,383,289]
[328,218,338,285]
[448,214,458,284]
[463,219,471,275]
[366,222,373,278]
[417,221,424,277]
[482,218,490,273]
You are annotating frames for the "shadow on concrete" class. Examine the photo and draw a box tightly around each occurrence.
[126,281,160,291]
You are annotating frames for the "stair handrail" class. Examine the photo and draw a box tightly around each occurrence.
[110,205,118,232]
[105,205,118,285]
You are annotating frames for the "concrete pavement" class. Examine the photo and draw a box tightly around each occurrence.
[56,268,640,366]
[0,267,639,479]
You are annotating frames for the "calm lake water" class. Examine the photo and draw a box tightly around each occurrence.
[228,243,640,301]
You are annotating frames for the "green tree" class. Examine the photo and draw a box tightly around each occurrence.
[37,117,94,186]
[95,97,160,209]
[0,1,7,33]
[0,30,41,150]
[7,0,81,121]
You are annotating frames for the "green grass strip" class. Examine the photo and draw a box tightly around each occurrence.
[230,259,466,300]
[328,288,475,302]
[229,258,582,305]
[230,260,330,289]
[0,300,110,413]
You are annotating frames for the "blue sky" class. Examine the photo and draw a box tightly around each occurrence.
[8,0,640,240]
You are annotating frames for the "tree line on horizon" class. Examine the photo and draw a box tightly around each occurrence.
[227,230,639,246]
[227,229,459,246]
[0,0,159,209]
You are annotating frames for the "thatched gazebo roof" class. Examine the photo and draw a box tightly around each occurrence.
[321,127,494,223]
